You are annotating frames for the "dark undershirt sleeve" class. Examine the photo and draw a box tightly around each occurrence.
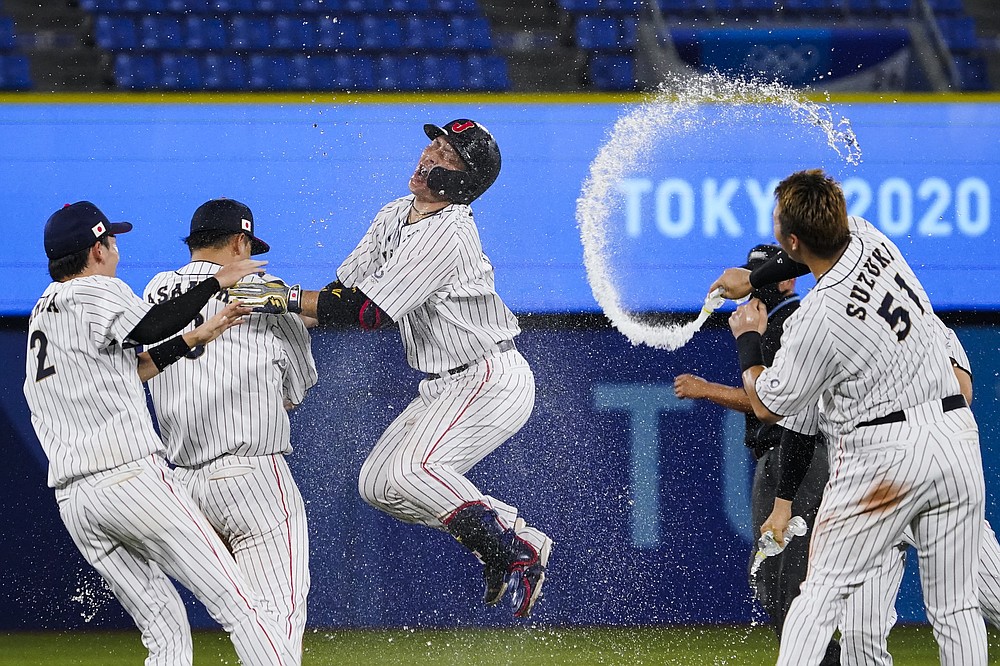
[749,251,810,289]
[128,277,220,345]
[775,426,818,501]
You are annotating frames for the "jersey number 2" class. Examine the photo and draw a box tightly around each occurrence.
[30,331,56,381]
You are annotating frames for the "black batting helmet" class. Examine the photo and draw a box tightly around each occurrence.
[423,119,501,204]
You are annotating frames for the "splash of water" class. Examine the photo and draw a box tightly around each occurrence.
[577,72,862,350]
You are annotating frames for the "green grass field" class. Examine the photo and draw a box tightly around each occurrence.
[4,625,1000,665]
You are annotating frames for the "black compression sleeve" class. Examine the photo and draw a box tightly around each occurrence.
[129,277,220,344]
[146,335,190,371]
[775,427,817,501]
[315,280,391,330]
[749,250,810,289]
[736,332,764,372]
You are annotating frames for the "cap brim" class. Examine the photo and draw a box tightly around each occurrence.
[424,124,446,141]
[249,236,269,255]
[108,221,133,235]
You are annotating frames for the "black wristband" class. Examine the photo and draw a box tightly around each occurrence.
[736,331,764,372]
[147,335,191,371]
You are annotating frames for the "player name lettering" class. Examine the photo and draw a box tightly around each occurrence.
[147,280,230,304]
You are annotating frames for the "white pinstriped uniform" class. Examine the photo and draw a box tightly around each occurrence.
[783,327,1000,666]
[342,196,539,542]
[759,216,986,666]
[23,275,295,666]
[144,262,317,664]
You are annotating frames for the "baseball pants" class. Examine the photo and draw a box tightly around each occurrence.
[777,408,986,666]
[56,456,295,666]
[174,453,309,664]
[358,348,535,533]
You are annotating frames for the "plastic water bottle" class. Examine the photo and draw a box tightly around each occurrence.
[759,516,808,556]
[750,516,808,578]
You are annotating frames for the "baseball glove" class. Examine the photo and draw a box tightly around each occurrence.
[227,279,301,314]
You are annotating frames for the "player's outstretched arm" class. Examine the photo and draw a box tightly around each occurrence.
[229,278,393,330]
[709,267,752,301]
[137,302,249,382]
[673,374,754,413]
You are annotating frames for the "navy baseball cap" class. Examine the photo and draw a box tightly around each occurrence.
[44,201,132,260]
[189,198,269,255]
[741,244,781,270]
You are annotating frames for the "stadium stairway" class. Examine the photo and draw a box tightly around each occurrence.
[4,2,104,90]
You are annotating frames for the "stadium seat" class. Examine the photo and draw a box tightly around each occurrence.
[559,0,601,11]
[0,16,15,51]
[601,0,642,13]
[360,16,403,50]
[183,16,228,50]
[387,0,431,13]
[201,52,248,89]
[139,15,183,50]
[939,15,977,51]
[447,16,492,51]
[344,0,387,13]
[114,53,157,90]
[209,0,257,11]
[254,0,300,12]
[343,52,375,89]
[589,53,635,90]
[248,53,291,89]
[464,53,509,90]
[432,0,478,13]
[421,53,464,89]
[288,53,313,88]
[272,15,317,50]
[954,55,987,90]
[159,53,202,90]
[317,16,361,50]
[577,16,635,51]
[0,54,30,90]
[229,15,272,50]
[94,15,138,51]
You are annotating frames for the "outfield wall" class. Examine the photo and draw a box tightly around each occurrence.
[3,323,1000,630]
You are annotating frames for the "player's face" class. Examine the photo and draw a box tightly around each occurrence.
[409,137,467,200]
[772,205,800,263]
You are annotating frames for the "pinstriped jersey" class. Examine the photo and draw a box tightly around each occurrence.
[337,195,520,374]
[23,276,161,488]
[143,262,318,467]
[757,216,958,440]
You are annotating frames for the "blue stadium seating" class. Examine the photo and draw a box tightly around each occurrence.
[114,52,158,89]
[576,16,637,51]
[360,16,404,50]
[446,16,492,51]
[938,15,978,51]
[230,15,272,50]
[316,16,360,50]
[201,52,248,89]
[0,16,14,50]
[183,16,229,50]
[588,53,634,90]
[94,15,138,50]
[139,15,183,50]
[159,52,203,89]
[0,54,30,89]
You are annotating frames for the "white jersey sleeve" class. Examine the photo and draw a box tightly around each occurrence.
[942,326,971,375]
[780,403,821,437]
[271,312,318,406]
[76,276,152,348]
[756,302,838,418]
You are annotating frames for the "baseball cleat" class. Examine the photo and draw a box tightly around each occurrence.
[483,564,508,606]
[509,533,552,618]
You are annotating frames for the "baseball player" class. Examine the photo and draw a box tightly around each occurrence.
[723,169,985,665]
[228,119,552,618]
[769,325,1000,666]
[143,198,318,663]
[674,244,839,665]
[22,202,297,665]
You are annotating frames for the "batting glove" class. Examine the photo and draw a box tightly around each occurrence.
[227,279,301,314]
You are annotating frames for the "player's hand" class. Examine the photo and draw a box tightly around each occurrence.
[227,279,302,314]
[183,302,250,347]
[710,267,752,301]
[761,498,793,546]
[729,298,768,338]
[674,374,709,400]
[214,259,268,289]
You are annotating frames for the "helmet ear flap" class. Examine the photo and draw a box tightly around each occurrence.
[427,166,478,205]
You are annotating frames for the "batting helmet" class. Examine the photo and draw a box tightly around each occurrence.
[423,119,501,205]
